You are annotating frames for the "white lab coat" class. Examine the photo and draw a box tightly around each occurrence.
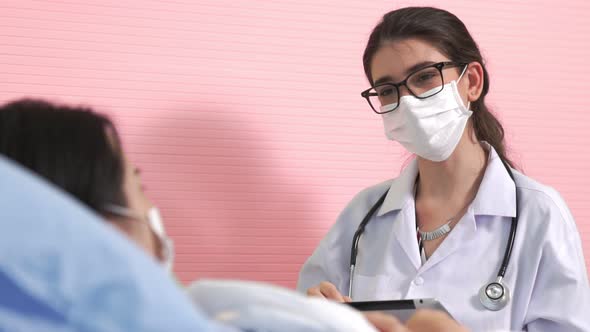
[297,145,590,331]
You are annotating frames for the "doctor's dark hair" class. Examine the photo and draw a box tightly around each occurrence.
[363,7,515,168]
[0,98,127,212]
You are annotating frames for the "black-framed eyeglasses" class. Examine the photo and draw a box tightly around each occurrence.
[361,61,467,114]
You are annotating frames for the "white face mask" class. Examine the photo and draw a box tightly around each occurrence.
[103,204,175,273]
[147,207,175,273]
[380,71,472,162]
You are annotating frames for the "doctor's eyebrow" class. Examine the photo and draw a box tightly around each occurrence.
[372,61,438,86]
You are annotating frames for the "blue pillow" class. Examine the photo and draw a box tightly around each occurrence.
[0,156,225,332]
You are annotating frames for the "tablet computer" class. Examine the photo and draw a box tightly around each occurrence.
[347,298,452,323]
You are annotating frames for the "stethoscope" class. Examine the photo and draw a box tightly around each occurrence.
[348,159,518,311]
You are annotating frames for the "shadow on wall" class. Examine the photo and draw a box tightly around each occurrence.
[133,106,319,288]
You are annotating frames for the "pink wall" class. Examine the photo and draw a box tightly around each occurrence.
[1,0,588,288]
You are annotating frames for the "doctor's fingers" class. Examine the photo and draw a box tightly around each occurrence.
[363,312,410,332]
[306,282,346,302]
[406,309,469,332]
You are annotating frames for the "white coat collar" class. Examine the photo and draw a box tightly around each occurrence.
[377,142,516,218]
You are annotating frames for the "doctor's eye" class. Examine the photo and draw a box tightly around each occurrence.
[407,67,445,98]
[409,67,440,86]
[375,86,398,101]
[373,86,398,106]
[378,88,394,97]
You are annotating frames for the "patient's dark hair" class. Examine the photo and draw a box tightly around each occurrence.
[0,98,127,211]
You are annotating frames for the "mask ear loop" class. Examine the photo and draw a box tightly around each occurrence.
[457,63,468,82]
[457,64,471,111]
[104,204,174,271]
[103,203,144,220]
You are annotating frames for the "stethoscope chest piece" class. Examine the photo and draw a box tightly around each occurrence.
[479,277,510,311]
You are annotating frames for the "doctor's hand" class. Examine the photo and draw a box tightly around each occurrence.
[363,312,409,332]
[364,310,469,332]
[306,281,352,302]
[406,310,468,332]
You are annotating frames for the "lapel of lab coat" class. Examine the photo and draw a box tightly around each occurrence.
[376,144,516,274]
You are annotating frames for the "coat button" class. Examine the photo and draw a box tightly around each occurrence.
[413,276,424,286]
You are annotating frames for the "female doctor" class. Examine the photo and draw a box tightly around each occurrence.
[297,7,590,331]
